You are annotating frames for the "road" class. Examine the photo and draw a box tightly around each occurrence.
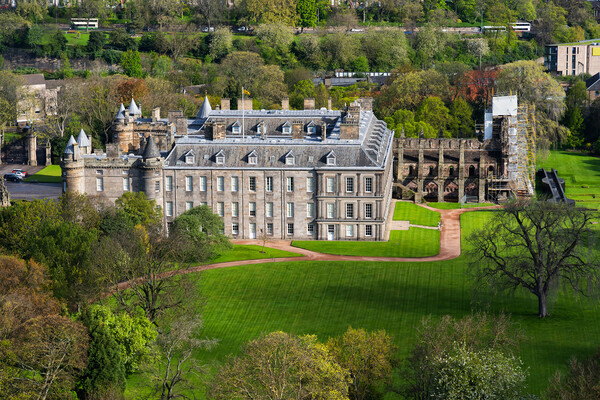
[1,164,62,201]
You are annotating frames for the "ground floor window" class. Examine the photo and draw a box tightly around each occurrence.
[287,223,294,235]
[307,223,314,235]
[267,223,273,235]
[365,225,372,237]
[166,201,173,217]
[346,224,354,237]
[232,223,239,235]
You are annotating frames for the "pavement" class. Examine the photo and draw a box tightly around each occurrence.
[1,164,62,201]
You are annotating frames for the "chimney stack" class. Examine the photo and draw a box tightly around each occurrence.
[282,97,289,110]
[152,107,160,123]
[221,98,230,110]
[304,98,315,110]
[239,98,253,110]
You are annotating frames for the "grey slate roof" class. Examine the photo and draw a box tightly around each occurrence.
[77,129,91,147]
[22,74,46,86]
[64,135,77,154]
[196,96,212,119]
[587,73,600,92]
[115,103,126,120]
[143,135,161,159]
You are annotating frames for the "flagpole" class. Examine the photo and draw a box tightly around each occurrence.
[242,86,245,140]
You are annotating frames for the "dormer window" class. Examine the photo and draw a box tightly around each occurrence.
[326,151,336,165]
[231,121,241,134]
[285,151,295,165]
[215,150,225,164]
[248,150,258,165]
[184,150,195,164]
[256,122,265,134]
[282,121,292,134]
[306,121,316,134]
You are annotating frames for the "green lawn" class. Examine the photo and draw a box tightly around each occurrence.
[291,228,439,257]
[537,151,600,209]
[24,165,62,183]
[427,202,496,209]
[393,201,441,226]
[127,210,600,398]
[209,245,301,263]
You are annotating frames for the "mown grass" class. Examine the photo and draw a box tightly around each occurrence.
[292,228,439,257]
[127,210,600,398]
[427,202,496,209]
[393,201,441,226]
[24,165,62,183]
[209,245,301,263]
[537,151,600,209]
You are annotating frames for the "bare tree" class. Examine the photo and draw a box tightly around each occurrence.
[44,80,81,139]
[190,0,224,28]
[147,315,217,400]
[468,199,599,318]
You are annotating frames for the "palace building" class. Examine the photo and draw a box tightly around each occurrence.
[61,95,534,240]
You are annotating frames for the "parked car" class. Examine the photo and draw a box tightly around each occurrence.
[11,169,27,177]
[4,173,22,182]
[237,26,247,32]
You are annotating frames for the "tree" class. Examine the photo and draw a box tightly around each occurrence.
[361,29,408,71]
[547,348,600,399]
[297,0,317,31]
[147,315,216,400]
[0,71,24,134]
[17,315,89,400]
[415,24,447,66]
[16,0,47,21]
[402,313,523,399]
[327,327,396,400]
[190,0,224,28]
[449,97,475,137]
[26,24,44,51]
[120,50,144,78]
[115,191,162,229]
[429,343,527,400]
[468,199,599,318]
[255,23,294,52]
[208,27,233,61]
[170,205,231,263]
[108,28,137,51]
[86,31,106,58]
[245,0,297,25]
[416,97,450,136]
[151,55,172,78]
[210,331,351,400]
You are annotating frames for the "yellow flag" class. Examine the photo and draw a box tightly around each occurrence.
[243,88,250,95]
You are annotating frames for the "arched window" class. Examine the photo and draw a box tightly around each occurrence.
[449,166,454,176]
[409,166,415,176]
[429,166,435,176]
[469,165,476,177]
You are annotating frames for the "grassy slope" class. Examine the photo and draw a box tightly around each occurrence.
[209,245,301,263]
[291,229,439,257]
[393,201,441,225]
[24,165,62,183]
[537,151,600,209]
[127,210,600,398]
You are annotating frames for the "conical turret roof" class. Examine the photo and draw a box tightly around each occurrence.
[142,135,160,160]
[128,98,141,115]
[77,129,91,147]
[115,103,125,120]
[195,96,212,119]
[64,135,76,154]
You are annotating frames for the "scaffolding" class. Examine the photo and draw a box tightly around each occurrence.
[515,103,536,197]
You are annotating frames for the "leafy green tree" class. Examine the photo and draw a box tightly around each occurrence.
[449,97,474,137]
[208,27,232,62]
[290,79,316,109]
[564,107,585,149]
[120,50,144,78]
[429,344,527,399]
[86,31,106,58]
[245,0,297,24]
[108,28,137,51]
[80,322,127,399]
[468,199,599,318]
[210,331,351,400]
[533,2,566,47]
[403,313,523,399]
[115,191,162,228]
[416,97,450,136]
[170,205,231,263]
[297,0,317,30]
[26,24,43,50]
[151,54,172,78]
[293,35,323,69]
[48,30,68,57]
[0,71,24,134]
[82,305,157,376]
[255,23,294,52]
[361,29,408,71]
[321,32,360,70]
[416,24,447,66]
[327,327,396,400]
[16,0,47,21]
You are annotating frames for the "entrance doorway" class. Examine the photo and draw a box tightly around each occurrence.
[249,223,256,239]
[327,225,335,241]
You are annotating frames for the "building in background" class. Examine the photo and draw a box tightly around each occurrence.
[545,39,600,76]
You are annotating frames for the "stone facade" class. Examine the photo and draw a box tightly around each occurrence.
[62,98,395,241]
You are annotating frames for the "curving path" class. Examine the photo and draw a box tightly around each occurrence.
[160,204,501,282]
